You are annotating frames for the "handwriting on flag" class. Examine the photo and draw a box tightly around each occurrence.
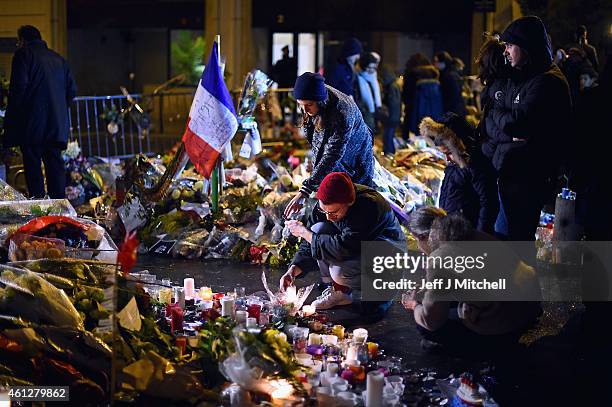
[188,86,238,152]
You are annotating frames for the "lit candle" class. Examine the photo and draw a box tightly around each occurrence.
[322,334,338,345]
[302,305,316,316]
[352,328,368,344]
[285,286,298,304]
[331,325,345,340]
[221,296,235,317]
[367,342,379,358]
[366,370,384,407]
[199,286,213,301]
[308,333,322,346]
[270,379,294,406]
[183,278,195,299]
[345,342,359,361]
[158,288,172,304]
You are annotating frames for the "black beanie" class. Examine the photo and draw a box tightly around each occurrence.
[439,112,475,145]
[293,72,328,101]
[341,37,363,58]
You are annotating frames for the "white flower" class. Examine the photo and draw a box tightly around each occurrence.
[63,141,81,159]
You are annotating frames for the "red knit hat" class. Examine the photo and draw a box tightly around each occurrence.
[316,172,356,204]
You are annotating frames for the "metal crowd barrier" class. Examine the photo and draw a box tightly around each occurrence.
[69,91,195,159]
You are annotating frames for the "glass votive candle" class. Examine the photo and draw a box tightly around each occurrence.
[158,288,172,304]
[352,328,368,344]
[199,300,213,310]
[306,344,325,356]
[247,303,261,320]
[367,342,379,358]
[235,310,248,324]
[308,333,322,346]
[246,317,257,328]
[321,334,338,346]
[199,286,213,301]
[292,327,309,353]
[331,325,345,340]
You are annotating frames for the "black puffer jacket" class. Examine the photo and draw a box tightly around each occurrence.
[439,67,467,117]
[492,16,571,178]
[480,79,512,160]
[292,185,406,273]
[4,40,77,148]
[300,86,375,196]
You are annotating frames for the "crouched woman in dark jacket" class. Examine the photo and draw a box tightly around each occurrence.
[280,172,406,318]
[420,113,499,233]
[284,73,375,218]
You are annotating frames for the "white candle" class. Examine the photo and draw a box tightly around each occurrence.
[345,342,359,361]
[221,296,235,317]
[235,310,248,324]
[352,328,368,344]
[302,304,316,316]
[246,317,257,328]
[183,278,195,299]
[321,335,338,345]
[366,370,384,407]
[308,333,322,346]
[285,286,298,304]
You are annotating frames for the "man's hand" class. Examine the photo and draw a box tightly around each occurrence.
[285,220,313,243]
[284,192,306,219]
[280,265,303,290]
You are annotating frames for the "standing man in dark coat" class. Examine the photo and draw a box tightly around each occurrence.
[490,16,571,241]
[272,45,297,89]
[326,37,362,98]
[572,25,599,72]
[4,25,76,199]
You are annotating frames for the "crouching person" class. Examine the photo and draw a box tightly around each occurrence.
[280,172,406,318]
[404,207,541,356]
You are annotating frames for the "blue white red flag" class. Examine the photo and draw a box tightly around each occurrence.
[181,41,238,178]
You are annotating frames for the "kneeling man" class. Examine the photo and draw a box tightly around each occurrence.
[280,172,406,311]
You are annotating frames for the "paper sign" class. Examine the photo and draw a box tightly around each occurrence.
[117,296,142,332]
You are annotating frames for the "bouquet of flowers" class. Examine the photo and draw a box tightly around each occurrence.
[236,70,273,159]
[62,141,103,207]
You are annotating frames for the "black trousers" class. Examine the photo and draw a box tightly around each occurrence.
[20,145,66,199]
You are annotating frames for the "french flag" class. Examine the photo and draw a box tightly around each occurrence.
[181,41,238,178]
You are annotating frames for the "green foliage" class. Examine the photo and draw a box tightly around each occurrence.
[171,32,206,85]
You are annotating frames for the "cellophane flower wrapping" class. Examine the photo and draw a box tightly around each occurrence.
[261,272,314,316]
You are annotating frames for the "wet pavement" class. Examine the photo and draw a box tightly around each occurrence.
[135,255,610,406]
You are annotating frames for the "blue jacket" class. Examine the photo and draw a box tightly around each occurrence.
[300,86,375,196]
[4,40,76,148]
[326,60,356,97]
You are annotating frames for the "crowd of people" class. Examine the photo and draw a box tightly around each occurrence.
[280,15,611,357]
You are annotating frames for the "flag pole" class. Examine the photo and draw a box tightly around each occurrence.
[211,34,221,212]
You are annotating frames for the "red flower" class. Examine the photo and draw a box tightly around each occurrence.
[249,245,267,264]
[118,230,139,275]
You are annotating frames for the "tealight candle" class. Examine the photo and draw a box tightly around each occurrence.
[183,278,195,299]
[332,325,345,340]
[302,305,316,316]
[352,328,368,344]
[199,286,213,301]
